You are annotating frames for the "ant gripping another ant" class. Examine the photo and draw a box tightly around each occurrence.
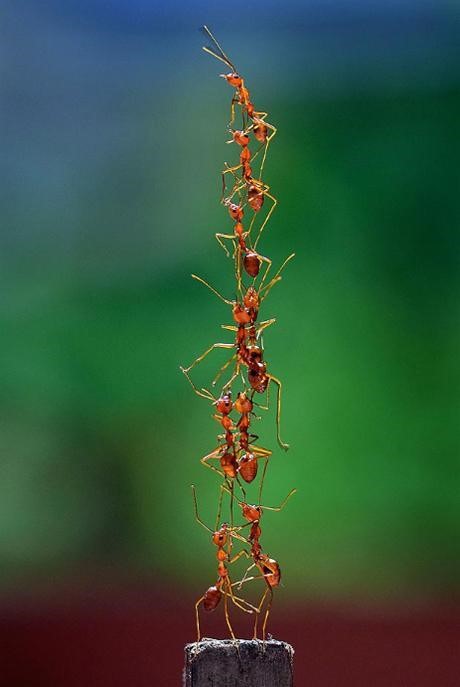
[192,485,260,642]
[220,484,297,640]
[180,258,294,451]
[201,25,276,182]
[198,389,273,508]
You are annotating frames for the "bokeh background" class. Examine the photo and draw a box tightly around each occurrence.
[2,0,460,685]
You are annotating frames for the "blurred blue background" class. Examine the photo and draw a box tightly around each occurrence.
[1,1,460,685]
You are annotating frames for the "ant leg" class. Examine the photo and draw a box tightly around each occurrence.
[262,487,297,513]
[261,584,274,641]
[253,586,270,640]
[237,562,257,590]
[200,448,227,480]
[181,342,234,376]
[256,253,272,291]
[191,485,213,533]
[222,361,241,392]
[235,474,247,501]
[215,482,226,530]
[195,596,204,642]
[228,93,238,129]
[229,549,252,565]
[259,122,277,181]
[268,374,289,451]
[215,233,236,258]
[235,245,245,301]
[180,367,216,401]
[223,583,236,640]
[223,169,246,204]
[253,381,270,412]
[253,191,277,251]
[256,318,276,338]
[258,456,270,506]
[228,476,236,527]
[221,163,243,200]
[212,353,237,387]
[260,253,295,302]
[225,577,258,614]
[191,274,233,305]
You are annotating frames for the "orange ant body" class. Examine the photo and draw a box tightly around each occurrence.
[180,273,291,449]
[184,27,297,643]
[192,485,258,641]
[201,26,275,157]
[200,390,271,493]
[202,25,278,252]
[221,485,296,639]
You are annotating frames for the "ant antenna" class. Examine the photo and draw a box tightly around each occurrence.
[201,25,237,73]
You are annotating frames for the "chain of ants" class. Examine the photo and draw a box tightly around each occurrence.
[181,27,296,646]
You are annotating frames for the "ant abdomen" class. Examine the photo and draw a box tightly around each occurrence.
[203,585,222,611]
[253,119,268,143]
[260,556,281,587]
[233,130,249,147]
[242,503,261,522]
[238,452,258,483]
[248,185,264,212]
[243,251,261,277]
[220,452,238,478]
[248,363,268,393]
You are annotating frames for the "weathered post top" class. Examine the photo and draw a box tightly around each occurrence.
[183,638,294,687]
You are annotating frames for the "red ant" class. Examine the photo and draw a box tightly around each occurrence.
[222,484,297,640]
[202,26,278,250]
[201,25,276,180]
[180,267,294,449]
[199,390,272,495]
[216,200,273,295]
[192,485,258,641]
[222,163,277,256]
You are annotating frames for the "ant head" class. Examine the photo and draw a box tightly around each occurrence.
[232,130,250,147]
[248,363,268,393]
[215,392,232,415]
[260,556,281,587]
[221,72,243,88]
[234,391,253,414]
[226,201,244,222]
[248,184,265,212]
[253,119,268,143]
[212,525,228,547]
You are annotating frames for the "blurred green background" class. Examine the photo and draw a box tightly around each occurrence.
[2,0,460,612]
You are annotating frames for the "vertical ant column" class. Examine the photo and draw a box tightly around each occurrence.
[183,639,294,687]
